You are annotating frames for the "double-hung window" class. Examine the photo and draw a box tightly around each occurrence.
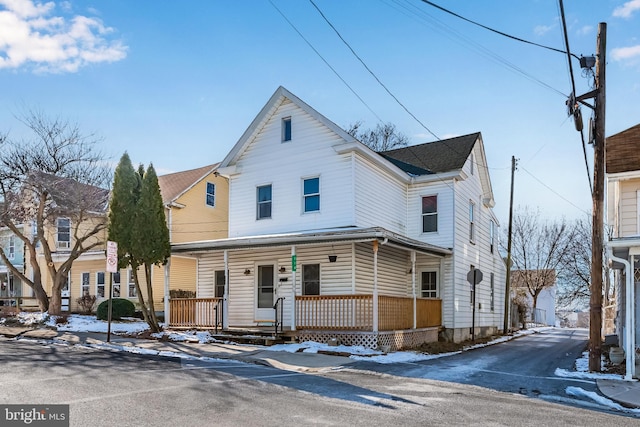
[128,269,137,298]
[303,177,320,213]
[421,271,438,298]
[257,185,272,219]
[422,195,438,233]
[282,117,292,142]
[215,270,226,298]
[206,182,216,207]
[469,202,475,243]
[302,264,320,295]
[112,271,121,297]
[81,272,90,296]
[97,272,105,298]
[8,236,15,259]
[489,220,495,253]
[57,218,70,249]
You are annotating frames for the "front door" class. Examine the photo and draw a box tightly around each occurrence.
[255,264,275,321]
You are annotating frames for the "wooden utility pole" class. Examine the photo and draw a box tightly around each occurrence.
[589,22,606,372]
[503,156,517,333]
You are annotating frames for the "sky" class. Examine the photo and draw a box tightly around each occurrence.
[1,0,639,227]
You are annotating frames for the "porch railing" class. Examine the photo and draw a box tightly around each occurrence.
[296,294,441,331]
[169,297,223,329]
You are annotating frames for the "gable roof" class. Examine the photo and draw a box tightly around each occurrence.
[606,123,640,174]
[220,86,358,168]
[158,164,219,205]
[380,133,479,175]
[29,171,109,214]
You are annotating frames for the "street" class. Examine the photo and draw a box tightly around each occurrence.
[1,330,637,426]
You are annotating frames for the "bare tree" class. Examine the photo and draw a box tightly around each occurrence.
[506,207,571,310]
[0,109,110,314]
[345,121,410,152]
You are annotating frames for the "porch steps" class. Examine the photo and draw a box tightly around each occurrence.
[209,328,297,347]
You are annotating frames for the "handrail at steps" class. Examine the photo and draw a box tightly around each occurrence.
[273,297,285,335]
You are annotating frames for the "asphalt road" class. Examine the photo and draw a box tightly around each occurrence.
[0,333,636,426]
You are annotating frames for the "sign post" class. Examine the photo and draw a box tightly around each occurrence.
[106,241,118,343]
[467,268,483,342]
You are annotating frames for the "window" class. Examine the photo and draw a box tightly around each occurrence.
[282,117,292,142]
[490,273,495,312]
[469,202,475,243]
[81,272,90,296]
[257,185,272,219]
[215,270,226,298]
[421,271,438,298]
[113,271,121,297]
[303,177,320,213]
[206,182,216,207]
[422,195,438,233]
[302,264,320,295]
[128,269,137,298]
[57,218,70,249]
[8,236,15,259]
[489,220,495,253]
[97,272,105,298]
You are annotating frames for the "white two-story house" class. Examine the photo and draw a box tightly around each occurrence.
[606,123,640,379]
[172,86,506,349]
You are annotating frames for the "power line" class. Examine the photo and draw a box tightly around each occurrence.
[267,0,384,123]
[420,0,580,61]
[309,0,439,141]
[520,166,590,215]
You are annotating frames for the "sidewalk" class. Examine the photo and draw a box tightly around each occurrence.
[2,325,639,409]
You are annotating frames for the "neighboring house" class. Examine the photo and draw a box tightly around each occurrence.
[172,86,506,348]
[606,123,640,380]
[510,269,556,326]
[0,226,25,302]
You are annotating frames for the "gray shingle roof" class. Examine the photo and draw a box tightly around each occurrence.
[380,132,479,175]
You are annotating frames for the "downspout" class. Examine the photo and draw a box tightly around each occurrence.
[164,206,172,325]
[373,240,379,332]
[608,248,635,381]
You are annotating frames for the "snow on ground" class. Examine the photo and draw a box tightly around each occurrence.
[46,314,150,334]
[554,351,624,381]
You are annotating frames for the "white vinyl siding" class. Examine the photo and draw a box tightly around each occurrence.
[228,100,353,237]
[407,182,454,247]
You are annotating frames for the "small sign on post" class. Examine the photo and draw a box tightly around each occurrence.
[466,268,483,342]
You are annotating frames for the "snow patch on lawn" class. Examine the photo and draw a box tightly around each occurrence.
[47,314,150,334]
[555,351,624,380]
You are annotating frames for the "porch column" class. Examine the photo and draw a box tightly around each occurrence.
[291,245,297,331]
[164,258,171,326]
[411,251,417,329]
[223,250,229,330]
[631,254,637,379]
[373,240,379,332]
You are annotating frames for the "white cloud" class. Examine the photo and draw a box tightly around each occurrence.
[576,25,593,36]
[534,24,555,36]
[0,0,127,73]
[611,44,640,61]
[613,0,640,18]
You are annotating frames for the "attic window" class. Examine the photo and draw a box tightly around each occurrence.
[206,182,215,207]
[282,117,292,142]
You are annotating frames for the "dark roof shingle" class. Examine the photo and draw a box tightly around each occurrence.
[606,124,640,174]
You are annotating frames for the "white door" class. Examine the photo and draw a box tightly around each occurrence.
[255,264,275,321]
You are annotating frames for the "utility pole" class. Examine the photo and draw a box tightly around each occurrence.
[503,156,517,334]
[589,22,606,372]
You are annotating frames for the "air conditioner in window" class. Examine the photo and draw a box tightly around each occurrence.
[58,241,70,249]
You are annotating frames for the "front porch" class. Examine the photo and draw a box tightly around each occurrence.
[168,294,442,350]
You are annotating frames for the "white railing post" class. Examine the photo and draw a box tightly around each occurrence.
[411,251,416,329]
[373,240,379,332]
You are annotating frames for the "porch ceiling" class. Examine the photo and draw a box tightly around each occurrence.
[171,226,452,257]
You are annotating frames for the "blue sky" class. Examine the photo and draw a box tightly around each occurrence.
[1,0,639,226]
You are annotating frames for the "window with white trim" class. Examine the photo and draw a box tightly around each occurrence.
[128,269,137,298]
[257,185,272,219]
[215,270,226,298]
[469,201,475,243]
[81,272,90,296]
[303,177,320,213]
[96,272,105,298]
[489,220,495,253]
[8,236,15,259]
[282,117,292,142]
[421,271,438,298]
[57,218,70,249]
[422,195,438,233]
[206,182,216,207]
[302,264,320,295]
